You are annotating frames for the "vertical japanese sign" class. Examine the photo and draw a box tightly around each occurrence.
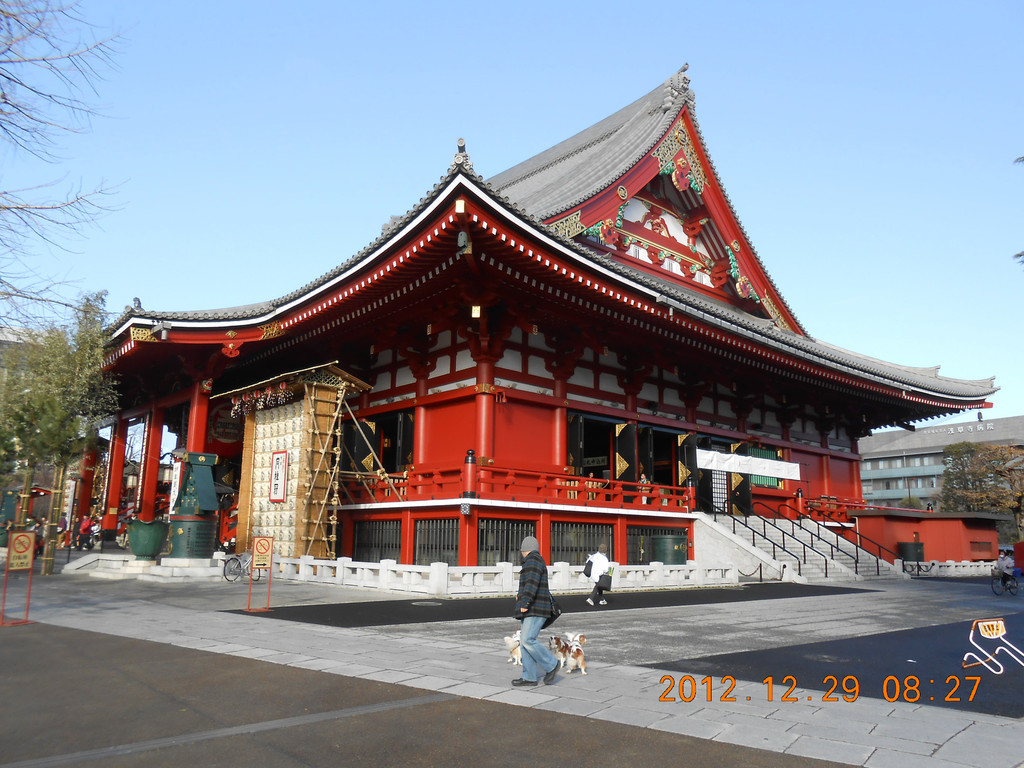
[269,451,287,502]
[168,457,183,513]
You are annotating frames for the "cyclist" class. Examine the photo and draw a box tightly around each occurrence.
[996,548,1015,588]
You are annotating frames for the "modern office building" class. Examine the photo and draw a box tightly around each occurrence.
[859,415,1024,509]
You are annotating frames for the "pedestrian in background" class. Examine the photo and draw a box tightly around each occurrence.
[585,543,611,606]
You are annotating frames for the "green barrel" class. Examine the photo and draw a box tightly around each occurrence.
[165,515,217,559]
[652,534,689,564]
[128,519,170,561]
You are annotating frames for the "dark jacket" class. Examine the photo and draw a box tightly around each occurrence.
[515,550,554,619]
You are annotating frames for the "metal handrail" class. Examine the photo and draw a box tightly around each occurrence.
[710,508,831,578]
[777,503,901,575]
[752,501,842,565]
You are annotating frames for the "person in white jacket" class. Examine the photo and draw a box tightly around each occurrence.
[585,543,610,606]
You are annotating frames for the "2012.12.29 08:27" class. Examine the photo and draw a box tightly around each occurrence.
[657,674,982,703]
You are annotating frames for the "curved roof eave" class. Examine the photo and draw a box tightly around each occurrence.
[107,160,479,341]
[107,152,995,406]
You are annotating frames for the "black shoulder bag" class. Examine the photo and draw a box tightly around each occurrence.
[542,595,562,629]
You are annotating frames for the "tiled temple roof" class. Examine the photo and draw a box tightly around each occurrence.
[107,72,996,407]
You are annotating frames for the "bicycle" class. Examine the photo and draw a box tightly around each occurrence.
[223,551,262,583]
[990,573,1018,596]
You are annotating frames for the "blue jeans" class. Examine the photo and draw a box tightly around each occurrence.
[519,615,558,682]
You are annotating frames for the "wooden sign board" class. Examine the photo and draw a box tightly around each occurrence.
[269,451,287,502]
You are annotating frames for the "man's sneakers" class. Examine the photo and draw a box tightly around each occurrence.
[585,597,594,605]
[512,665,558,687]
[599,599,607,605]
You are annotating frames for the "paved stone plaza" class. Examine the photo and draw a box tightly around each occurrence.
[3,568,1022,767]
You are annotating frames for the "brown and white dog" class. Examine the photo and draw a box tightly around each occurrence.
[504,630,522,666]
[549,631,587,675]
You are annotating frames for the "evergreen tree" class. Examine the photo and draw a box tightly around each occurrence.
[0,291,117,572]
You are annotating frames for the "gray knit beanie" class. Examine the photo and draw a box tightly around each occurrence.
[520,535,539,553]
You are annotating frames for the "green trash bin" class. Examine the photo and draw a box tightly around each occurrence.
[652,534,689,564]
[897,542,925,562]
[166,514,217,559]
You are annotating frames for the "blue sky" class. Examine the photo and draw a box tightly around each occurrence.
[15,0,1024,425]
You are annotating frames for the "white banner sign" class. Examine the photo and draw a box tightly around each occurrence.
[696,449,801,481]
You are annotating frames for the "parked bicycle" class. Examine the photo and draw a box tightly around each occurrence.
[223,551,262,582]
[991,572,1019,596]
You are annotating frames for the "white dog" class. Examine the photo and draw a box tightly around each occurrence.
[504,630,522,665]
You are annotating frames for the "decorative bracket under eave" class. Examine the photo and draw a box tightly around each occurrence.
[130,326,157,343]
[259,321,284,340]
[221,341,243,358]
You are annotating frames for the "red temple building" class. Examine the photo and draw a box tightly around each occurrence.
[97,67,996,572]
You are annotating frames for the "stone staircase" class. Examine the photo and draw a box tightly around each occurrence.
[791,516,905,581]
[700,512,906,584]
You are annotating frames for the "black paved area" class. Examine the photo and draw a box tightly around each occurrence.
[241,582,870,628]
[0,622,850,768]
[651,611,1024,719]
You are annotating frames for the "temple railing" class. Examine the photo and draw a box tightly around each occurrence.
[271,555,738,596]
[342,463,693,512]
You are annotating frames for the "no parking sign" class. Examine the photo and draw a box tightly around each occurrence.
[7,533,34,571]
[246,536,274,613]
[252,536,273,569]
[2,532,36,626]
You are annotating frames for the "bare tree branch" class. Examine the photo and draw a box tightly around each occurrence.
[0,1,119,326]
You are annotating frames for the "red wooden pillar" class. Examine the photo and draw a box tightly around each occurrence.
[821,455,833,498]
[186,380,211,452]
[413,375,429,466]
[475,359,495,459]
[400,509,413,564]
[459,450,479,566]
[458,504,478,567]
[137,408,164,522]
[102,419,129,541]
[613,519,628,565]
[537,509,551,560]
[339,514,355,559]
[75,447,98,527]
[552,377,567,468]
